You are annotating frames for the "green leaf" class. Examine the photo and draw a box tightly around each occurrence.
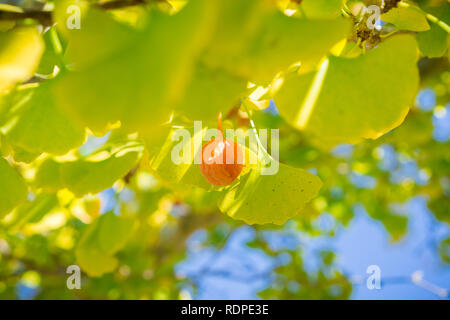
[382,6,430,32]
[54,0,218,134]
[76,212,135,277]
[35,158,64,192]
[60,148,140,196]
[75,215,117,277]
[274,35,419,145]
[76,247,118,278]
[174,63,247,122]
[150,126,211,190]
[416,23,448,58]
[0,27,44,92]
[438,238,450,263]
[97,211,135,255]
[301,0,344,19]
[36,28,61,75]
[4,82,86,155]
[0,157,27,218]
[204,10,351,81]
[201,0,275,73]
[218,162,322,225]
[8,146,39,164]
[7,192,58,231]
[54,4,138,68]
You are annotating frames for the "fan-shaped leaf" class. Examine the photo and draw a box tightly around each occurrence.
[0,157,27,218]
[274,35,419,145]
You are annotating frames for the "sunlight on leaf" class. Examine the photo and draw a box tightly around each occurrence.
[275,35,419,146]
[219,162,322,225]
[0,157,27,218]
[0,27,44,93]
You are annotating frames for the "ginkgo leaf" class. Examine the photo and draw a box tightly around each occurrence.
[36,28,60,75]
[381,6,430,32]
[201,0,275,69]
[8,146,40,164]
[60,148,141,196]
[4,82,86,156]
[54,0,218,134]
[150,124,259,190]
[75,215,118,277]
[0,27,44,92]
[97,211,135,255]
[76,211,135,277]
[0,157,27,218]
[240,14,351,80]
[76,247,118,278]
[174,63,247,122]
[34,158,64,192]
[416,23,448,58]
[54,3,138,68]
[203,2,351,81]
[150,126,211,190]
[301,0,344,19]
[274,35,419,145]
[218,162,322,225]
[6,192,58,231]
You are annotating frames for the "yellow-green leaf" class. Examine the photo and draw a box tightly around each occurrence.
[60,149,140,196]
[274,35,419,145]
[54,3,138,69]
[98,211,135,255]
[301,0,344,19]
[75,212,135,277]
[416,23,448,58]
[76,247,118,278]
[150,126,211,190]
[54,0,218,134]
[174,63,247,122]
[4,82,86,155]
[6,192,58,231]
[203,5,351,81]
[382,6,430,32]
[219,162,322,225]
[0,157,27,218]
[0,27,44,93]
[35,158,64,192]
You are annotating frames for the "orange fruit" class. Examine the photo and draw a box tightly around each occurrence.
[200,113,243,186]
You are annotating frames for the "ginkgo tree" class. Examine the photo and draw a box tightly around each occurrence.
[0,0,448,299]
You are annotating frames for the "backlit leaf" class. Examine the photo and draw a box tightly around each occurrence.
[54,0,218,134]
[219,162,322,225]
[76,212,135,277]
[0,157,27,218]
[60,148,141,196]
[301,0,344,19]
[4,82,86,156]
[381,6,429,32]
[204,9,351,81]
[274,35,419,145]
[0,27,44,93]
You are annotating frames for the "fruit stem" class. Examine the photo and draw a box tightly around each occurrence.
[217,112,224,140]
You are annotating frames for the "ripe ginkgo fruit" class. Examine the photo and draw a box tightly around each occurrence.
[200,113,243,186]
